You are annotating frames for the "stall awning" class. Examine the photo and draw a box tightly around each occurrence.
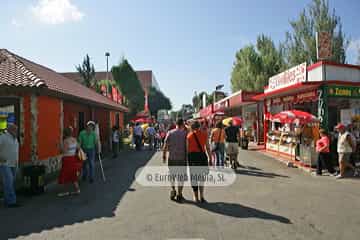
[253,82,321,101]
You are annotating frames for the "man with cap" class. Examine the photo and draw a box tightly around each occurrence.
[0,123,20,207]
[78,121,99,183]
[335,123,359,179]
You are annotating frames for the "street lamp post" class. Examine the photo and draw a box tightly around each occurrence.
[105,52,110,81]
[213,84,224,105]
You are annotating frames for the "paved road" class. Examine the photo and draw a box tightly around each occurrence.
[1,149,359,240]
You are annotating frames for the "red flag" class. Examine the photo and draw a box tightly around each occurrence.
[112,86,117,102]
[101,85,107,96]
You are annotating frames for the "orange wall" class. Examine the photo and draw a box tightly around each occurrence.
[119,112,124,129]
[37,96,61,160]
[110,111,125,130]
[63,101,91,136]
[94,108,110,148]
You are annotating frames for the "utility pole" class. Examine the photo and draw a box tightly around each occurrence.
[105,52,110,81]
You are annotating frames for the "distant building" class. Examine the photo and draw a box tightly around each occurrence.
[61,70,160,92]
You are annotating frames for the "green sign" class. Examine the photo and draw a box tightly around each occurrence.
[327,86,360,98]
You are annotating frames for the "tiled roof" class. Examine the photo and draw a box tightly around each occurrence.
[0,49,128,112]
[0,49,46,87]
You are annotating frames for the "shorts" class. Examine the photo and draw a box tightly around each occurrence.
[225,142,239,155]
[338,153,351,163]
[168,166,187,182]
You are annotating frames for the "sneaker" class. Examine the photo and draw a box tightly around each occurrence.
[312,172,321,176]
[176,195,185,203]
[335,174,344,179]
[353,170,359,177]
[170,190,176,201]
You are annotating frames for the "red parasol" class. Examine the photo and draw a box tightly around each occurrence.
[133,118,153,123]
[272,110,318,124]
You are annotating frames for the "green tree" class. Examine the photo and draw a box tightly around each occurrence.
[257,34,285,77]
[283,0,348,65]
[148,87,172,117]
[76,54,95,87]
[112,58,145,119]
[192,94,200,111]
[230,45,264,92]
[95,79,116,95]
[206,93,214,106]
[177,104,194,120]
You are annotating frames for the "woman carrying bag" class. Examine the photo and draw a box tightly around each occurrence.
[187,121,211,203]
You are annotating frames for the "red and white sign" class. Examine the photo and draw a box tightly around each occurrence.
[270,90,317,105]
[266,62,307,93]
[214,99,229,112]
[199,105,213,118]
[316,32,332,60]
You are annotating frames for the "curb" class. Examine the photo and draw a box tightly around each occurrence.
[257,149,315,173]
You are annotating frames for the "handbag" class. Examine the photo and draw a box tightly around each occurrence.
[77,148,87,161]
[191,133,209,167]
[211,128,222,152]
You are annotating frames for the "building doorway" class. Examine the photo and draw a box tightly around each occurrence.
[0,97,20,134]
[78,112,85,134]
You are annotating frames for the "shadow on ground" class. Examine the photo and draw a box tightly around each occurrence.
[186,201,291,224]
[0,150,155,240]
[235,168,289,178]
[237,164,262,171]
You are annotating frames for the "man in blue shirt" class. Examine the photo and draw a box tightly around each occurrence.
[0,123,20,208]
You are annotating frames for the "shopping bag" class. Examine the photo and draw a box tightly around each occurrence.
[77,148,87,161]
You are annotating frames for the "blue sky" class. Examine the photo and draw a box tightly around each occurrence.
[1,0,360,110]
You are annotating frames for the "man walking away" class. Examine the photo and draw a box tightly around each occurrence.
[225,120,240,169]
[335,123,359,179]
[146,124,156,150]
[0,123,20,208]
[78,121,98,183]
[163,119,188,203]
[133,123,143,151]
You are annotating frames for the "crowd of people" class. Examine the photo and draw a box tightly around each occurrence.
[130,122,168,151]
[129,118,243,169]
[2,116,358,208]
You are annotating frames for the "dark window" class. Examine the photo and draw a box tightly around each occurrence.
[78,112,85,134]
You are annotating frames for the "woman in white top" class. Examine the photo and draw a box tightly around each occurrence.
[58,127,82,196]
[335,123,359,179]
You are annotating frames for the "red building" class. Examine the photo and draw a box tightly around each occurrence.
[0,49,128,174]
